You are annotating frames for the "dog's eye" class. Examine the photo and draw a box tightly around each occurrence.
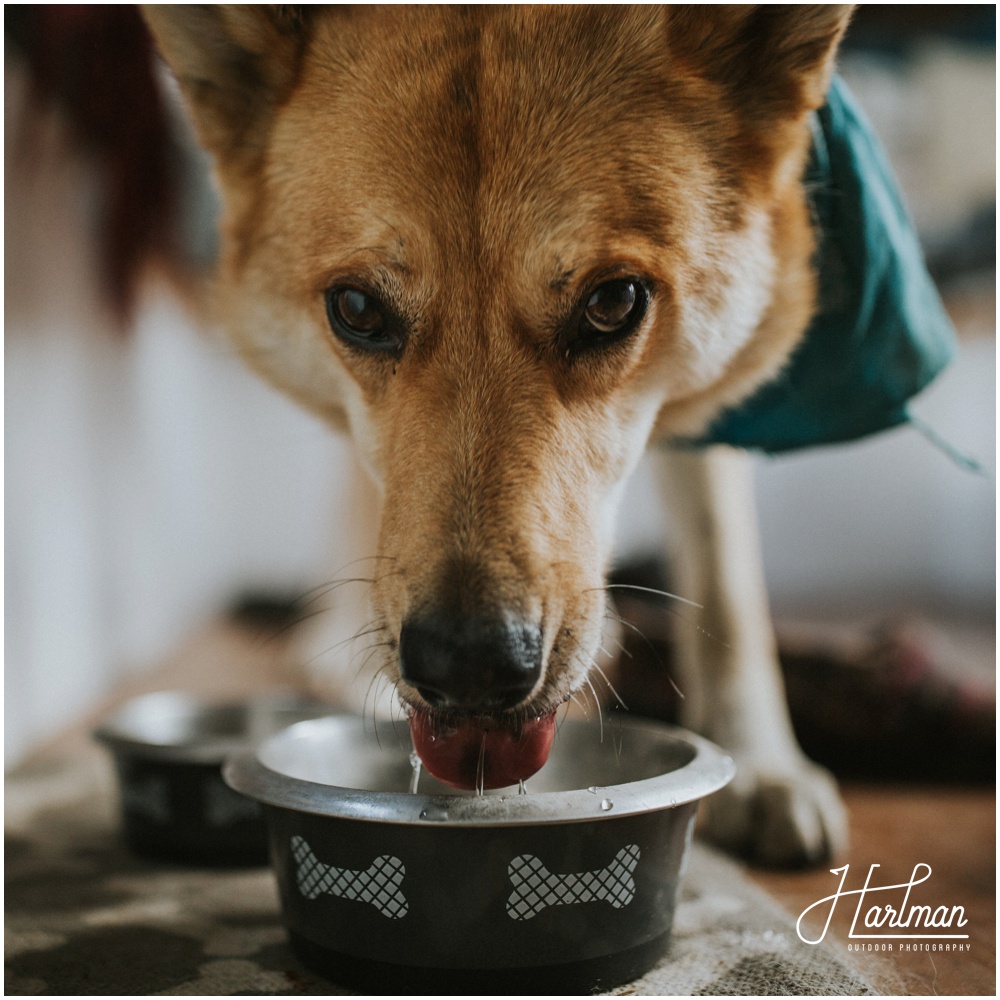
[325,287,400,352]
[579,278,647,342]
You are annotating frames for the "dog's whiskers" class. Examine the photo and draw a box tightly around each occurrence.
[299,555,397,593]
[364,663,400,744]
[586,677,605,743]
[604,589,730,655]
[295,577,377,613]
[578,671,605,744]
[588,659,627,711]
[249,556,401,651]
[602,629,633,661]
[302,617,380,668]
[350,621,395,697]
[338,611,385,648]
[296,564,403,616]
[603,608,686,701]
[351,637,393,684]
[597,582,703,610]
[251,604,336,650]
[330,622,388,656]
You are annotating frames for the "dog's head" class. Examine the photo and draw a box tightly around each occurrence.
[145,6,852,784]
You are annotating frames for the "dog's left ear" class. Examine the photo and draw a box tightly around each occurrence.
[665,6,854,183]
[141,5,311,167]
[666,5,855,115]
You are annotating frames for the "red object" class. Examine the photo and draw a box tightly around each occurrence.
[408,710,557,791]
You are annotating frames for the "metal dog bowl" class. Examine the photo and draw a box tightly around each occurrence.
[225,714,734,992]
[94,690,332,865]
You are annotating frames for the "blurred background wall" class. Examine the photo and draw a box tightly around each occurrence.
[5,7,995,765]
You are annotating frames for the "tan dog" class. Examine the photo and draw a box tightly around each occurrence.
[144,5,851,865]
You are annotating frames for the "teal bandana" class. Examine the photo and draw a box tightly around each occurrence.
[688,75,956,453]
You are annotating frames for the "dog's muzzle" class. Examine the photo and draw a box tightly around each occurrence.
[399,612,542,710]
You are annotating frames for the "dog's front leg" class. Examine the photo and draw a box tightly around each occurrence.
[653,445,847,866]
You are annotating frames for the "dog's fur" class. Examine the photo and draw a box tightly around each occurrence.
[144,5,853,865]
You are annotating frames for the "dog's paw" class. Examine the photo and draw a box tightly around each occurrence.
[700,756,848,868]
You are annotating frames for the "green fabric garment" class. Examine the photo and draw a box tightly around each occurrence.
[687,75,956,452]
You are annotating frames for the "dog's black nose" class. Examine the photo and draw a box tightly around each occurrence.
[399,613,543,710]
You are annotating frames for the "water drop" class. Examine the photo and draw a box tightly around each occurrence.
[419,809,428,820]
[408,752,422,794]
[600,798,613,811]
[587,786,599,794]
[518,779,527,795]
[669,797,676,807]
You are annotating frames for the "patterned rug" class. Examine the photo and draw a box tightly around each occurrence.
[5,747,888,996]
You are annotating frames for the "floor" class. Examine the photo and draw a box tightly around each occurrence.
[751,784,996,996]
[24,617,997,996]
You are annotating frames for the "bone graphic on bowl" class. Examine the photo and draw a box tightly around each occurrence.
[291,836,409,919]
[506,844,641,920]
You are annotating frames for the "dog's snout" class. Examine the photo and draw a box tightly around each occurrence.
[399,613,542,710]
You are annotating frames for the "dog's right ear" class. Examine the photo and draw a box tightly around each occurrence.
[141,5,310,165]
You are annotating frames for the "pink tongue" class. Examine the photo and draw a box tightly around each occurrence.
[408,711,557,790]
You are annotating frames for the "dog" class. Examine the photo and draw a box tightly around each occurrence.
[143,5,854,866]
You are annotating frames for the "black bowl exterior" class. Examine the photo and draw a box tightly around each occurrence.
[265,800,696,991]
[225,715,734,992]
[287,931,669,995]
[95,692,334,866]
[112,753,267,866]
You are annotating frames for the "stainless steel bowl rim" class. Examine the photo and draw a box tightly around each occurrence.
[93,690,332,764]
[94,729,245,764]
[223,715,735,828]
